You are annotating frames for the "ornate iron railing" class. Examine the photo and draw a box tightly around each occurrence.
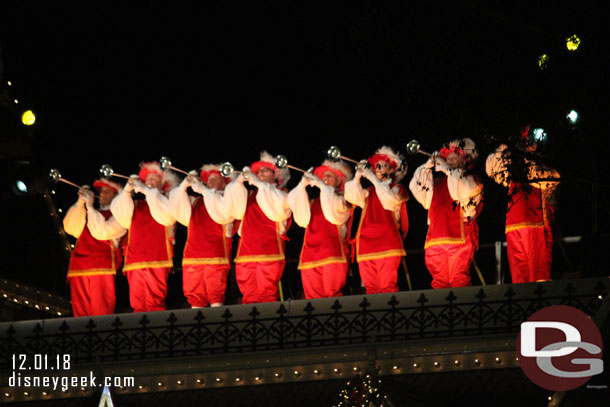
[1,279,607,369]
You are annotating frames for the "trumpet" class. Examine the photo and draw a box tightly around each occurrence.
[274,155,311,174]
[99,164,131,180]
[405,139,432,157]
[49,169,98,197]
[219,162,250,179]
[327,146,368,170]
[159,156,191,177]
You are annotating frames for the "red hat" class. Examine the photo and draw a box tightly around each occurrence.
[313,159,353,189]
[439,138,478,169]
[250,151,290,188]
[138,161,178,193]
[367,146,406,182]
[200,164,231,184]
[93,178,120,193]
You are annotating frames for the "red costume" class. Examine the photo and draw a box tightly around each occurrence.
[111,162,177,312]
[486,144,559,283]
[345,147,409,294]
[224,151,292,304]
[410,138,483,289]
[169,166,234,307]
[287,160,353,299]
[63,179,125,317]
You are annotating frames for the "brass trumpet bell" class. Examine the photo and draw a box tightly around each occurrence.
[405,139,432,157]
[49,168,91,191]
[220,162,250,179]
[275,155,308,173]
[159,156,190,176]
[219,162,235,178]
[327,145,362,166]
[49,168,62,183]
[327,146,341,161]
[99,164,130,180]
[275,155,288,169]
[160,156,172,171]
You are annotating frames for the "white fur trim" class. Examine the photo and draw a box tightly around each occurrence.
[256,150,291,189]
[94,178,121,192]
[372,145,407,183]
[318,159,353,180]
[139,161,178,191]
[447,137,478,162]
[200,164,222,173]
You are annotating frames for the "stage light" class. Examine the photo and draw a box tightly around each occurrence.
[566,35,580,51]
[11,162,51,197]
[538,54,550,70]
[532,128,547,143]
[566,110,579,124]
[15,180,28,194]
[21,110,36,126]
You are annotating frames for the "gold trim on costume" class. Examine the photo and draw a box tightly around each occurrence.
[505,221,544,233]
[357,249,406,262]
[123,260,173,271]
[67,268,117,277]
[234,254,285,263]
[183,257,230,266]
[424,207,466,249]
[424,237,466,249]
[299,256,347,270]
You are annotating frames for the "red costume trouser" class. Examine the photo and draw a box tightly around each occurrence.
[301,263,348,299]
[69,275,116,317]
[358,257,400,294]
[236,261,285,304]
[425,238,476,289]
[506,226,553,283]
[126,267,171,312]
[183,264,229,307]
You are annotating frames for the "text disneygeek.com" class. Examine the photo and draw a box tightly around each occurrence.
[8,372,135,392]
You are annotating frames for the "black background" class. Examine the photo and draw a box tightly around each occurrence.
[1,2,609,308]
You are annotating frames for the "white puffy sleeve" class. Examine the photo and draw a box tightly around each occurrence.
[223,178,248,220]
[361,168,404,212]
[445,168,482,203]
[143,187,176,226]
[344,172,369,209]
[253,181,291,222]
[318,183,351,226]
[485,144,510,187]
[409,161,434,210]
[110,189,134,230]
[63,201,86,238]
[168,182,193,227]
[201,188,235,225]
[86,208,127,241]
[287,179,311,228]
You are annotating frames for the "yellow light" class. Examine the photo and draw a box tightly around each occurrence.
[538,54,550,70]
[22,110,36,126]
[566,34,580,51]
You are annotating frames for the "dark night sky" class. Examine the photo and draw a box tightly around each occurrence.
[1,2,609,300]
